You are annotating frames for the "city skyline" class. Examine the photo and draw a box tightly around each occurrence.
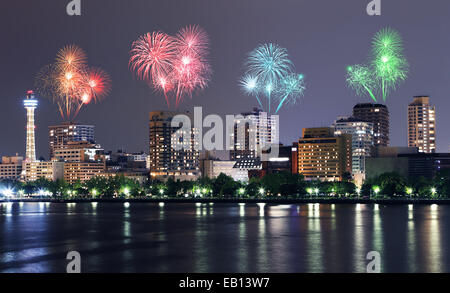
[1,1,450,158]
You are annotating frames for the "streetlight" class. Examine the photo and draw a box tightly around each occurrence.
[238,188,245,197]
[373,186,380,197]
[92,189,98,197]
[307,188,313,197]
[314,188,319,197]
[406,187,413,197]
[123,187,130,197]
[431,187,437,197]
[1,188,14,198]
[259,188,265,196]
[159,188,165,196]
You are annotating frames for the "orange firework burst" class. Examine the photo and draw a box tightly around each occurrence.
[35,45,111,120]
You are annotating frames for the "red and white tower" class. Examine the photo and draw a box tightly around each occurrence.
[23,90,38,162]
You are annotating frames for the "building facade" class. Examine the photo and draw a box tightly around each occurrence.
[0,156,23,180]
[366,147,449,180]
[297,127,352,181]
[49,122,95,158]
[353,103,389,147]
[53,141,104,163]
[23,161,64,182]
[333,117,374,176]
[408,96,436,153]
[230,108,279,160]
[149,111,200,181]
[63,162,106,184]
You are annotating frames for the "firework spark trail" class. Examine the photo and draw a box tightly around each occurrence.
[275,73,306,114]
[129,25,211,108]
[239,74,263,108]
[346,27,408,102]
[35,45,111,121]
[346,65,377,102]
[240,43,305,113]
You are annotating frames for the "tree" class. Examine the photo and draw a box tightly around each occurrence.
[48,179,69,197]
[378,172,406,197]
[261,173,283,196]
[85,177,108,197]
[246,178,262,198]
[434,170,450,198]
[23,181,37,196]
[213,173,235,197]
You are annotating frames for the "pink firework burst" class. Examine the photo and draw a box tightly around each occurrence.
[175,25,209,57]
[129,26,211,108]
[82,67,111,103]
[129,31,176,81]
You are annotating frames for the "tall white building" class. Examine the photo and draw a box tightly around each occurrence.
[334,117,374,176]
[230,108,279,160]
[23,91,38,162]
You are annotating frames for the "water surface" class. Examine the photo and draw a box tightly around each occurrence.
[0,202,448,273]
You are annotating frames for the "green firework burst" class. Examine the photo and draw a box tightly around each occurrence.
[346,27,409,102]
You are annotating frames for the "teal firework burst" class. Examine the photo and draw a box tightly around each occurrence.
[240,43,305,113]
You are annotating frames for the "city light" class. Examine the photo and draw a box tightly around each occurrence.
[123,187,130,197]
[1,187,14,198]
[259,188,265,195]
[373,186,381,195]
[92,189,98,197]
[406,187,413,196]
[431,187,437,196]
[306,187,313,195]
[238,188,245,195]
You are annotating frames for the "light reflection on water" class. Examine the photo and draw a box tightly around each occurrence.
[0,202,450,273]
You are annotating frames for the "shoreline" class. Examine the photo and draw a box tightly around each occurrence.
[0,197,449,205]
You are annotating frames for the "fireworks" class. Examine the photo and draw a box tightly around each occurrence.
[240,43,305,113]
[36,45,111,120]
[346,27,409,102]
[130,25,211,108]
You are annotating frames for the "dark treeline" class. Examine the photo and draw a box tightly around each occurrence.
[1,170,450,199]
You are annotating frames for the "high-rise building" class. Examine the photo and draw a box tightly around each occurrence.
[333,117,374,176]
[49,122,95,158]
[149,111,200,181]
[230,108,279,160]
[23,90,38,162]
[408,96,436,153]
[353,103,389,147]
[297,127,352,182]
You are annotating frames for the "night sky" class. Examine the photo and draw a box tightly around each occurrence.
[1,0,450,159]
